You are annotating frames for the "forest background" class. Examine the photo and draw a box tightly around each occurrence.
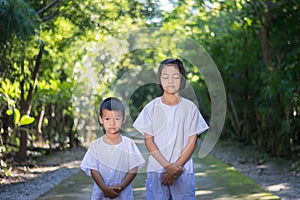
[0,0,299,177]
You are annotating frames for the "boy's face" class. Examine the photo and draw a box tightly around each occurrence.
[160,65,181,94]
[99,109,125,135]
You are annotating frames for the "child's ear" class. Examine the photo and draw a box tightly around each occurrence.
[99,116,103,124]
[122,115,126,124]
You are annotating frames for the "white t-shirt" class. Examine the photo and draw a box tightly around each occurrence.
[80,136,145,200]
[133,97,209,173]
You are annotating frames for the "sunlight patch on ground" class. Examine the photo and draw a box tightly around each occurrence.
[195,190,213,196]
[267,183,289,192]
[246,193,280,200]
[133,138,144,144]
[194,172,206,177]
[225,166,236,171]
[132,187,146,191]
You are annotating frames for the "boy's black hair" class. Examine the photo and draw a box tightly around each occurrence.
[100,97,125,117]
[157,58,186,92]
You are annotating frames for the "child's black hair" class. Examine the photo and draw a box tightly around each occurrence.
[157,58,186,92]
[100,97,125,117]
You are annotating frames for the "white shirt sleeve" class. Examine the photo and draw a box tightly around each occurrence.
[80,151,99,176]
[132,103,154,135]
[187,104,209,136]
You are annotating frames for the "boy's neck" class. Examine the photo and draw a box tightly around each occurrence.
[103,133,122,145]
[161,93,181,106]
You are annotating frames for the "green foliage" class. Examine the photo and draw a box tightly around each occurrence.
[0,145,11,177]
[0,0,37,43]
[0,78,20,107]
[292,160,300,172]
[19,115,35,126]
[0,0,299,172]
[1,78,35,126]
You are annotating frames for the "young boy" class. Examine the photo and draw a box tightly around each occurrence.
[81,97,145,200]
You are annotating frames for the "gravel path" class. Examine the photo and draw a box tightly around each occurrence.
[0,164,80,200]
[0,142,299,200]
[0,148,85,200]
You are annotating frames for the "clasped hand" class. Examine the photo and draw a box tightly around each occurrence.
[103,185,122,199]
[162,163,183,186]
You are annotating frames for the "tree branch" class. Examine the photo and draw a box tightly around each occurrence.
[38,0,60,22]
[41,13,58,22]
[247,1,264,27]
[37,0,60,15]
[24,43,45,115]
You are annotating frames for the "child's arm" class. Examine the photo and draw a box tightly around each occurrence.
[175,134,198,167]
[162,134,197,186]
[91,169,120,198]
[145,133,183,177]
[114,167,138,191]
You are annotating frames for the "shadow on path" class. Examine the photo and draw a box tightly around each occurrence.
[38,139,280,200]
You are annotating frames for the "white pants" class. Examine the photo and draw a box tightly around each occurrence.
[146,172,196,200]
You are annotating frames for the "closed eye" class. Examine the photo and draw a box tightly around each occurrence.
[162,74,169,79]
[173,74,180,79]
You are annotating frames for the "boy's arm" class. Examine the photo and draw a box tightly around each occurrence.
[175,134,198,167]
[116,167,138,191]
[91,169,120,198]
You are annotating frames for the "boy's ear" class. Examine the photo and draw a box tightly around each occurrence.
[99,116,103,124]
[122,115,126,124]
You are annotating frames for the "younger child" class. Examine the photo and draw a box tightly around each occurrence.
[81,97,145,200]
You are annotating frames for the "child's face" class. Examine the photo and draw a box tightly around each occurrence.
[160,65,181,94]
[99,109,125,135]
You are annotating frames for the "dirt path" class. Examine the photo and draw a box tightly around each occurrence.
[1,137,298,199]
[38,139,280,200]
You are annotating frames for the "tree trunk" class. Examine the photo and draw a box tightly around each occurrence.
[255,0,274,71]
[16,43,44,163]
[37,105,45,141]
